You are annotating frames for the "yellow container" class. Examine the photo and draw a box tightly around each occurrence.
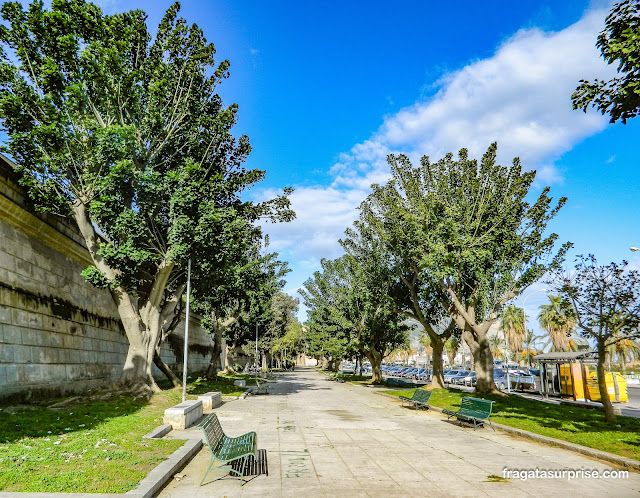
[559,363,589,401]
[586,372,628,403]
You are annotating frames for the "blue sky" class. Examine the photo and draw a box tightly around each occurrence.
[92,1,640,331]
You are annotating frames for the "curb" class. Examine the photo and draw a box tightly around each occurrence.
[375,391,640,471]
[126,438,202,497]
[0,439,203,498]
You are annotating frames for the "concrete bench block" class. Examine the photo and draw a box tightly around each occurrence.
[198,391,222,410]
[162,400,203,430]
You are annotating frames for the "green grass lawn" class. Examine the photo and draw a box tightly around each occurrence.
[382,388,640,461]
[0,374,249,493]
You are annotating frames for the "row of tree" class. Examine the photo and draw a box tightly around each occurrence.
[302,143,569,390]
[303,0,640,422]
[0,1,297,391]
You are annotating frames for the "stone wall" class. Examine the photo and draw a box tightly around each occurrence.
[0,155,214,400]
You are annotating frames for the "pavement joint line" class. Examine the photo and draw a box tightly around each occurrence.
[374,390,640,472]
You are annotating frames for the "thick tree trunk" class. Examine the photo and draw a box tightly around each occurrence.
[153,350,181,387]
[474,340,495,393]
[224,341,237,372]
[463,329,496,393]
[266,352,272,369]
[364,349,383,383]
[205,330,223,380]
[72,201,174,392]
[429,339,446,388]
[597,341,616,423]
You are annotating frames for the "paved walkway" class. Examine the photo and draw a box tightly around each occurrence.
[159,367,640,497]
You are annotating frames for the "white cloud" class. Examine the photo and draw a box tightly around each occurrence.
[264,6,619,298]
[339,8,616,189]
[261,185,367,261]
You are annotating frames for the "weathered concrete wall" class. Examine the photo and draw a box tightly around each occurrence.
[0,155,214,400]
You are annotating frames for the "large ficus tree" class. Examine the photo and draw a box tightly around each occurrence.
[421,144,569,392]
[362,144,569,392]
[192,242,289,380]
[357,180,457,389]
[0,1,293,391]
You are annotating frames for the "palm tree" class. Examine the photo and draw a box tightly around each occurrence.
[489,335,507,361]
[521,329,543,366]
[538,295,576,352]
[499,305,525,363]
[606,339,640,372]
[445,337,460,366]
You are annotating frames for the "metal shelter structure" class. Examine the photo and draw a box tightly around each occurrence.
[535,351,598,400]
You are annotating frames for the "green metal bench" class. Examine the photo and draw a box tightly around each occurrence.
[442,396,495,430]
[199,413,257,485]
[399,389,432,410]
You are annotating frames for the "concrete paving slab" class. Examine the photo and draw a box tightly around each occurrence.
[157,367,640,497]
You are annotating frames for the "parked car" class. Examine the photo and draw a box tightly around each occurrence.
[444,370,462,383]
[404,368,420,378]
[339,363,355,374]
[493,369,508,390]
[450,371,471,384]
[509,370,535,390]
[460,371,476,386]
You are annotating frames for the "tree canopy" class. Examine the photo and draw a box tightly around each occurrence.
[358,143,569,392]
[301,254,408,382]
[573,0,640,123]
[0,0,293,389]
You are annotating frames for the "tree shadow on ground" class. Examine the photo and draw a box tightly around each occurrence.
[0,393,147,444]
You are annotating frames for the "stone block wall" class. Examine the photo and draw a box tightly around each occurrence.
[0,155,214,400]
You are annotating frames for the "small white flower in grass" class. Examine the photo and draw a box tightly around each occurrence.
[78,424,85,427]
[47,431,52,434]
[53,441,61,445]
